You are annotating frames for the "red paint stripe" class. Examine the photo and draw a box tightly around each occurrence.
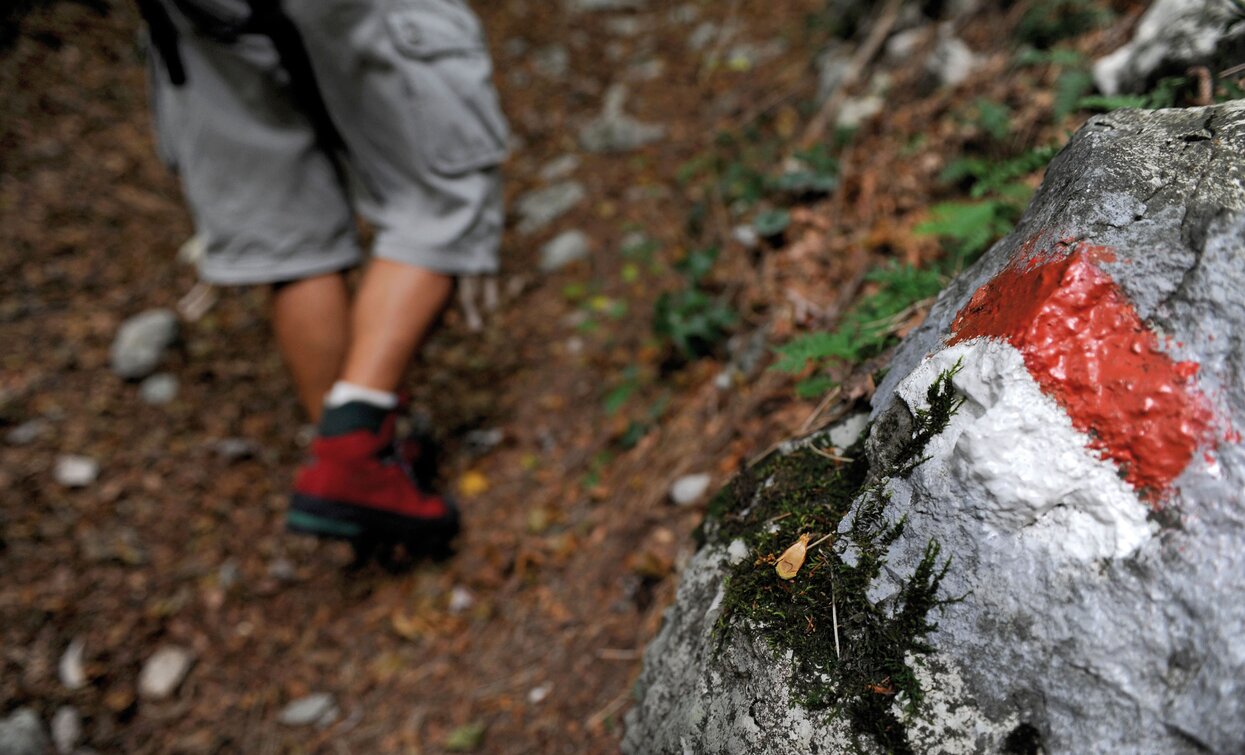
[949,242,1214,498]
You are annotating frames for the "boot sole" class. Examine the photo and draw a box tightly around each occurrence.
[287,493,460,546]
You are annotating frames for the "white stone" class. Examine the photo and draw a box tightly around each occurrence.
[516,181,586,235]
[540,230,592,272]
[278,693,338,727]
[448,586,475,615]
[138,373,178,405]
[827,412,869,451]
[725,539,750,565]
[669,474,712,506]
[0,708,49,755]
[58,638,87,690]
[54,456,98,488]
[527,683,552,704]
[925,28,978,89]
[110,309,178,379]
[50,707,81,755]
[138,645,195,700]
[537,154,580,182]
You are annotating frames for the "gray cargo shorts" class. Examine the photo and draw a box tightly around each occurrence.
[148,0,508,284]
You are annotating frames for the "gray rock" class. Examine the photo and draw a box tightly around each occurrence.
[836,95,884,129]
[138,373,178,406]
[603,16,645,36]
[138,645,194,700]
[448,586,475,615]
[924,27,978,89]
[0,708,49,755]
[6,418,49,446]
[213,437,259,461]
[578,85,666,153]
[628,103,1245,753]
[110,309,178,379]
[50,707,80,755]
[815,44,853,105]
[515,181,586,235]
[539,230,592,272]
[54,455,98,488]
[730,224,759,250]
[267,557,297,582]
[531,44,569,80]
[669,474,712,506]
[58,638,87,690]
[885,26,929,63]
[278,693,338,727]
[1094,0,1245,96]
[537,154,580,182]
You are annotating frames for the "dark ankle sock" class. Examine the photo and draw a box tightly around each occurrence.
[318,401,390,437]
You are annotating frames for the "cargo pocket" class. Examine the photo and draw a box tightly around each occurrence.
[386,1,510,175]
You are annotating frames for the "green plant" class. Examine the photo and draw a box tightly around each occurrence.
[1015,0,1113,48]
[1077,75,1190,111]
[773,263,945,395]
[653,288,738,359]
[971,98,1013,142]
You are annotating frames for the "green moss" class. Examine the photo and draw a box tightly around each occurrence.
[708,362,964,753]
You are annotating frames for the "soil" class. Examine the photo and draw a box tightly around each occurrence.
[0,0,1150,752]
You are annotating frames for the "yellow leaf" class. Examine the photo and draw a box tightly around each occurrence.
[458,470,489,496]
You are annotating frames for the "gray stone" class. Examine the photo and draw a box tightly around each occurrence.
[213,437,259,461]
[138,373,178,406]
[6,418,49,446]
[278,693,338,727]
[836,95,884,129]
[578,85,666,153]
[669,474,712,506]
[539,230,591,272]
[627,103,1245,753]
[885,26,929,63]
[54,455,98,488]
[138,645,194,700]
[1094,0,1245,96]
[537,154,580,182]
[448,586,475,615]
[0,708,49,755]
[58,638,87,690]
[730,224,759,250]
[924,27,978,89]
[110,309,178,379]
[603,16,645,36]
[815,44,853,105]
[515,181,586,235]
[50,707,80,755]
[531,44,569,80]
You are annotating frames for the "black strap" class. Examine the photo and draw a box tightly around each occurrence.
[244,0,346,156]
[136,0,187,86]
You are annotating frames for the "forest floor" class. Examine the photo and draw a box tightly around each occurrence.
[0,0,1164,752]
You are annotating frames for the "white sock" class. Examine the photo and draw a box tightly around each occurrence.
[324,381,398,410]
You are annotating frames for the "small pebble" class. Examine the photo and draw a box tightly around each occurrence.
[669,473,712,506]
[138,646,195,700]
[58,638,87,690]
[278,693,338,727]
[138,373,179,405]
[54,455,99,488]
[0,708,49,755]
[51,707,81,755]
[6,418,49,446]
[726,539,750,565]
[527,683,552,705]
[448,586,476,615]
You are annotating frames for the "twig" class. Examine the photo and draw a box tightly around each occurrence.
[808,532,833,550]
[800,0,904,148]
[799,385,843,435]
[811,446,853,464]
[585,689,631,730]
[831,589,842,660]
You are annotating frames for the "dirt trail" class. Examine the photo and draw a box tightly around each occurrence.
[0,0,1147,752]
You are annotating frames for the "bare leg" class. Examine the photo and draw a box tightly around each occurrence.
[339,258,454,393]
[272,272,350,422]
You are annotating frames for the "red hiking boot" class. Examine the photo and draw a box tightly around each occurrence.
[287,402,459,549]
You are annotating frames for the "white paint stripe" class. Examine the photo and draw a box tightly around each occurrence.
[895,339,1154,560]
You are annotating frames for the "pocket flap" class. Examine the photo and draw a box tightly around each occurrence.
[387,6,484,59]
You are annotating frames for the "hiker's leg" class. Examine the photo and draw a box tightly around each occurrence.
[338,259,454,393]
[273,272,351,421]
